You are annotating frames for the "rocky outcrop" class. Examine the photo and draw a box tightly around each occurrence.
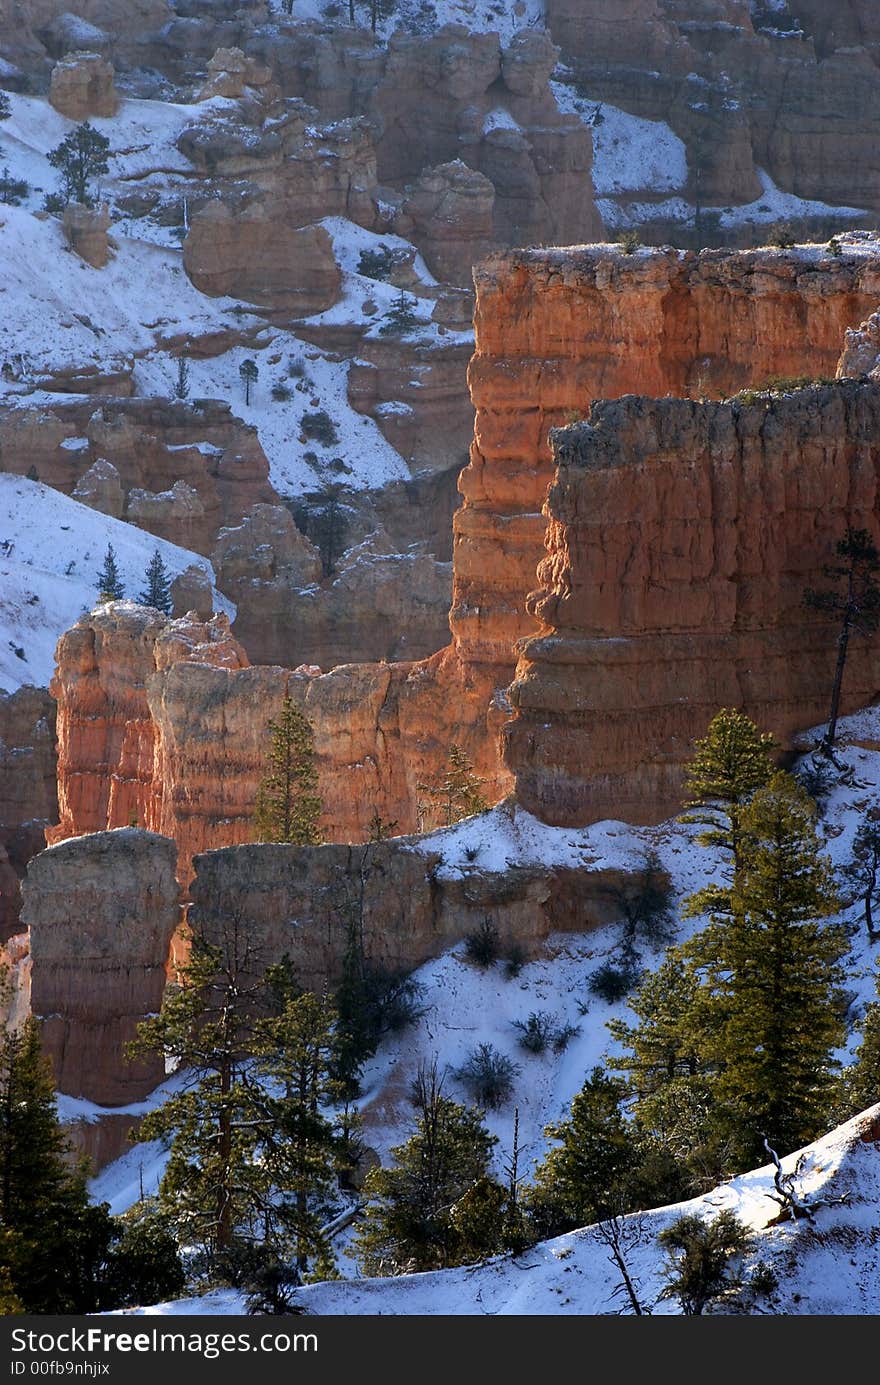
[189,819,652,994]
[49,51,117,119]
[170,563,213,620]
[456,239,880,672]
[71,458,124,518]
[62,202,112,269]
[0,686,57,941]
[21,829,178,1105]
[197,45,276,103]
[183,207,341,318]
[0,397,278,555]
[505,380,880,826]
[395,161,494,289]
[838,308,880,380]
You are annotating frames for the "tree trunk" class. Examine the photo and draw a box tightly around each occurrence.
[823,618,851,752]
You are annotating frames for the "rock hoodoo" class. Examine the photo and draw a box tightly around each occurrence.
[21,829,178,1105]
[505,380,880,826]
[48,52,118,120]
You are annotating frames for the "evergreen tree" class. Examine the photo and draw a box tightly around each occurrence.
[253,694,323,845]
[848,967,880,1114]
[355,1062,496,1274]
[843,811,880,941]
[418,743,488,829]
[0,92,10,120]
[250,991,344,1278]
[608,951,706,1101]
[526,1068,638,1238]
[239,358,259,406]
[131,926,267,1258]
[139,549,172,615]
[47,122,110,206]
[804,527,880,753]
[679,708,776,914]
[173,356,190,400]
[690,772,847,1166]
[96,543,125,602]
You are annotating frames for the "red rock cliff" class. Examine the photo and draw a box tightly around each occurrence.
[505,380,880,826]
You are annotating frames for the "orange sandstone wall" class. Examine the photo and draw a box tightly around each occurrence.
[454,241,880,670]
[504,380,880,826]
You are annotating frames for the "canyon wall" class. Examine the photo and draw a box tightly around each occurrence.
[21,828,179,1105]
[505,379,880,826]
[455,239,880,670]
[0,686,56,940]
[189,825,645,996]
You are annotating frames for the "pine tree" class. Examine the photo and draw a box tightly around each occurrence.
[355,1062,496,1274]
[174,357,190,400]
[130,926,267,1258]
[608,951,706,1102]
[804,527,880,753]
[848,967,880,1114]
[139,549,172,615]
[95,543,125,602]
[253,694,323,845]
[250,991,344,1278]
[418,743,488,829]
[239,358,259,406]
[526,1068,638,1238]
[47,122,110,206]
[679,708,776,917]
[0,92,10,120]
[843,811,880,941]
[691,772,847,1166]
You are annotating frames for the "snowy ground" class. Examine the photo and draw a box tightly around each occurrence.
[0,473,233,691]
[290,0,546,44]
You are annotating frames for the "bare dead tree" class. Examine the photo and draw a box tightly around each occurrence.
[595,1209,652,1315]
[762,1137,850,1222]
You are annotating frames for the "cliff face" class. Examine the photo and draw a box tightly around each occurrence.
[21,829,179,1105]
[505,380,880,826]
[47,608,507,884]
[456,240,880,671]
[189,827,647,995]
[0,686,57,940]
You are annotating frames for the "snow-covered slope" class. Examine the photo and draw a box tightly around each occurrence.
[0,473,233,691]
[118,1103,880,1316]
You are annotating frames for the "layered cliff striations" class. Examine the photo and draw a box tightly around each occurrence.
[505,380,880,826]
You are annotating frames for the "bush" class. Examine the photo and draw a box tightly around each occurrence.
[827,236,843,258]
[0,92,10,121]
[512,1012,580,1056]
[357,245,405,280]
[0,166,28,206]
[588,960,640,1004]
[42,191,65,216]
[288,358,306,378]
[768,220,796,249]
[749,1259,779,1297]
[463,917,499,968]
[301,410,338,446]
[503,943,526,979]
[271,383,292,402]
[794,753,835,812]
[455,1043,519,1110]
[658,1211,752,1315]
[617,228,642,254]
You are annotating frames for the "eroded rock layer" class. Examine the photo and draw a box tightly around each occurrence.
[455,240,880,669]
[505,380,880,826]
[0,686,57,941]
[21,828,178,1105]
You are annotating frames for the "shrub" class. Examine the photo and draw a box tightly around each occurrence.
[288,358,306,378]
[463,917,499,968]
[455,1044,519,1110]
[300,410,338,446]
[617,228,642,254]
[827,236,843,258]
[794,753,835,812]
[749,1259,779,1297]
[768,220,796,248]
[357,245,404,280]
[503,943,526,979]
[588,960,640,1004]
[658,1211,752,1315]
[0,166,28,206]
[271,382,292,402]
[512,1012,580,1056]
